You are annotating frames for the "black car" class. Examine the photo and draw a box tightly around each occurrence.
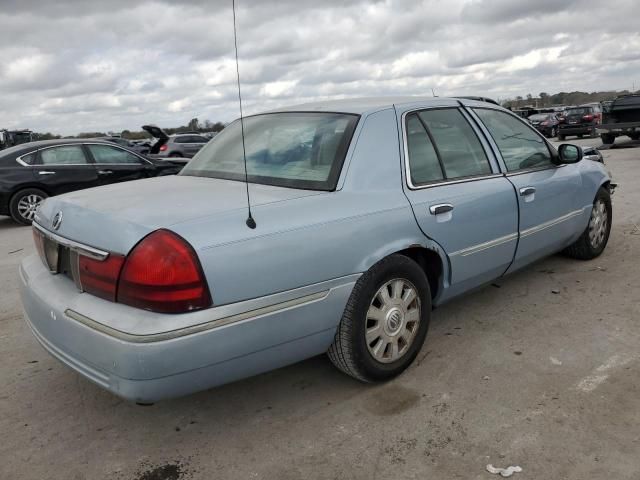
[0,139,184,225]
[528,113,560,138]
[558,105,602,140]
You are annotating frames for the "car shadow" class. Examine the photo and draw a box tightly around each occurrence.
[0,216,27,231]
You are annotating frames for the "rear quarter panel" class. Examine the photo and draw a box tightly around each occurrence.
[172,108,443,306]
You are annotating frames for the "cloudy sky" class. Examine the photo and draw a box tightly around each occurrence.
[0,0,638,135]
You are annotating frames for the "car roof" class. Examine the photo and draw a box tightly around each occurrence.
[0,138,124,158]
[265,96,496,115]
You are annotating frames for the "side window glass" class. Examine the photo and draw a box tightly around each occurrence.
[406,114,444,185]
[474,109,552,171]
[88,145,142,164]
[40,146,88,165]
[18,152,36,165]
[417,109,492,179]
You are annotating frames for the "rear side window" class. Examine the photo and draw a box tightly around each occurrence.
[406,114,443,184]
[40,145,88,165]
[88,144,142,164]
[18,152,36,165]
[405,108,491,186]
[473,109,552,172]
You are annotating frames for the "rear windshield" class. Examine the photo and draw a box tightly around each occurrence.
[180,112,359,191]
[528,114,551,121]
[566,107,590,115]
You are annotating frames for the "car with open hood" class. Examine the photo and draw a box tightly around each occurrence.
[20,97,613,403]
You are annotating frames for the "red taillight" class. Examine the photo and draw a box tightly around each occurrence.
[159,144,168,151]
[79,254,125,302]
[116,230,211,313]
[540,121,549,126]
[583,114,594,121]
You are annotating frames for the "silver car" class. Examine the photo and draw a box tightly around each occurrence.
[142,125,208,158]
[20,97,612,403]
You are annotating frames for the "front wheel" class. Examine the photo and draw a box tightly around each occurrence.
[550,126,557,138]
[9,188,48,225]
[328,254,431,382]
[563,187,612,260]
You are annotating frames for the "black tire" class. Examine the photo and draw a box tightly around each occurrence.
[327,254,431,382]
[601,133,615,144]
[629,133,640,141]
[550,126,557,138]
[563,187,612,260]
[577,133,584,138]
[590,126,598,138]
[558,134,566,141]
[9,188,48,225]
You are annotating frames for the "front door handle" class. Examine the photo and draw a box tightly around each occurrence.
[38,171,56,175]
[98,170,113,175]
[519,186,536,196]
[429,204,454,215]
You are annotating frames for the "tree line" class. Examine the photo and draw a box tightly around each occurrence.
[32,117,226,141]
[503,89,638,109]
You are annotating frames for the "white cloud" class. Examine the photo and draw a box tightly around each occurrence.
[0,0,637,134]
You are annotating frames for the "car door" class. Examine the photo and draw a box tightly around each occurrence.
[85,143,152,185]
[470,107,584,272]
[399,106,519,299]
[33,144,100,196]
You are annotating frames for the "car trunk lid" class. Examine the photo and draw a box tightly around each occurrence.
[34,175,323,255]
[142,124,169,154]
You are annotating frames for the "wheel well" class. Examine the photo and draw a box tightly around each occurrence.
[397,247,443,300]
[9,185,50,205]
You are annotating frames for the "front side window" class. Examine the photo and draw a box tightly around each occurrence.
[474,108,553,172]
[88,144,142,164]
[40,145,88,165]
[180,112,359,191]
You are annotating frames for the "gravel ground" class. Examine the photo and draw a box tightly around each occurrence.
[1,137,639,480]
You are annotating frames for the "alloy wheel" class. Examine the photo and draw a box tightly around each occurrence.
[365,278,421,364]
[17,194,43,221]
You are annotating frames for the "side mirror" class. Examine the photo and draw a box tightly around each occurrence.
[557,144,583,164]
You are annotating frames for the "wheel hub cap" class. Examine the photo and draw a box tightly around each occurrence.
[17,194,44,221]
[588,199,608,248]
[365,278,421,364]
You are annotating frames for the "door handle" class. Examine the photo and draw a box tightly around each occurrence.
[429,204,454,215]
[38,171,56,175]
[98,170,113,175]
[519,186,536,196]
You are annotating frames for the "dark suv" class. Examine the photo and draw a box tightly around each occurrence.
[558,104,602,140]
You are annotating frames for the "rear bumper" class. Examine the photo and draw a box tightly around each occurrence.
[20,255,356,402]
[559,124,593,135]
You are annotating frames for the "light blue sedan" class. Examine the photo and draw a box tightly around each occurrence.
[20,97,613,403]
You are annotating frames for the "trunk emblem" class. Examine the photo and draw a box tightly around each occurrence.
[52,211,63,230]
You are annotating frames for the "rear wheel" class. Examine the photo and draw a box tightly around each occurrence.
[558,134,566,141]
[577,133,584,138]
[9,188,48,225]
[563,187,612,260]
[328,254,431,382]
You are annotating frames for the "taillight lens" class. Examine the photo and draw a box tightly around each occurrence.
[117,230,211,313]
[159,144,168,151]
[79,254,125,302]
[583,114,594,121]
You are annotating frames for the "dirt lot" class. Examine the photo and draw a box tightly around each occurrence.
[1,138,639,480]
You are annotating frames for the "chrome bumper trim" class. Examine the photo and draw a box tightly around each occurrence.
[65,289,330,343]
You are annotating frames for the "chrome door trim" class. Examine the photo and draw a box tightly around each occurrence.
[450,232,518,257]
[520,209,584,238]
[32,222,110,260]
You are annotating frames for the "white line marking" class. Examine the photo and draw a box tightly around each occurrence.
[576,355,634,392]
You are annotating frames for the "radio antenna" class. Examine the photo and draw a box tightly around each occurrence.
[232,0,256,229]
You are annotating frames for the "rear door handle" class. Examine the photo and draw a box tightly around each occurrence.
[38,171,56,175]
[519,186,536,196]
[98,170,113,175]
[429,204,454,215]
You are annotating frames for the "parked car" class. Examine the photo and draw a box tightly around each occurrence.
[142,125,209,158]
[528,113,560,138]
[558,104,602,140]
[0,139,183,225]
[92,137,151,155]
[21,97,612,403]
